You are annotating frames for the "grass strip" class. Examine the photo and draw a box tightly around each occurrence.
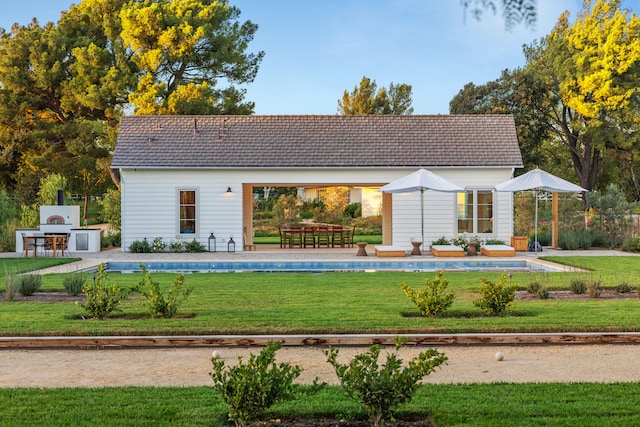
[0,258,80,275]
[1,383,639,426]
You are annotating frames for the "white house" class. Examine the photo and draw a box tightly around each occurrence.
[111,114,523,252]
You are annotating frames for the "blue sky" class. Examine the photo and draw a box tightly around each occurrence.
[1,1,637,115]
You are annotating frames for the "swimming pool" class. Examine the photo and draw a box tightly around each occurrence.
[104,260,561,273]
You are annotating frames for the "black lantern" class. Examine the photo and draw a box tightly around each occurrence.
[228,236,235,252]
[208,231,216,252]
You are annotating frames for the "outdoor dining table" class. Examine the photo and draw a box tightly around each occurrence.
[24,235,66,258]
[280,226,353,248]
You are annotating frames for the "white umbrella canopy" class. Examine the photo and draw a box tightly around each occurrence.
[494,168,587,193]
[378,169,466,251]
[495,168,587,251]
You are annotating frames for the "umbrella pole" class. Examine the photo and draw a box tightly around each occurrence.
[534,190,538,253]
[421,189,425,255]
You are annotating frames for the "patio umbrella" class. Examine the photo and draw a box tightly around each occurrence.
[494,168,587,252]
[378,169,466,251]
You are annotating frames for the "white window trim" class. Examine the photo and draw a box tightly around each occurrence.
[177,188,199,236]
[456,188,493,235]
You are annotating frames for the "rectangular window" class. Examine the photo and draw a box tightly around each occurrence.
[477,191,493,233]
[457,192,474,233]
[179,190,197,234]
[457,190,493,234]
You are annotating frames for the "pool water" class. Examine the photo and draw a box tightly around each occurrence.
[105,260,560,273]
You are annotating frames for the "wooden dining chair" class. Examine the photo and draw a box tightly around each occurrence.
[302,226,316,248]
[331,225,345,248]
[21,233,37,258]
[289,226,303,248]
[316,225,330,247]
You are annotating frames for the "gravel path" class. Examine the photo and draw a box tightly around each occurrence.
[2,344,639,388]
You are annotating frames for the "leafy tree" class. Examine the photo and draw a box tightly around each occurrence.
[338,76,413,115]
[37,173,68,206]
[0,0,263,192]
[540,1,640,193]
[462,0,537,31]
[450,68,549,171]
[121,0,263,115]
[452,0,640,199]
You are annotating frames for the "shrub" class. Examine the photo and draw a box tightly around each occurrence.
[400,271,455,317]
[473,274,516,316]
[344,202,362,218]
[586,279,602,298]
[616,282,632,293]
[484,239,505,245]
[62,273,85,296]
[18,274,42,296]
[587,184,634,248]
[570,279,587,294]
[559,228,595,250]
[452,235,469,251]
[210,341,305,427]
[4,268,19,301]
[129,239,151,253]
[101,231,121,248]
[134,265,192,318]
[351,215,382,234]
[183,239,206,253]
[527,281,549,299]
[80,264,124,319]
[325,337,447,427]
[299,211,314,220]
[622,236,640,253]
[431,236,449,246]
[151,237,166,253]
[169,240,184,252]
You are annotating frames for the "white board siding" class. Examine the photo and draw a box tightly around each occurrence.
[119,167,515,252]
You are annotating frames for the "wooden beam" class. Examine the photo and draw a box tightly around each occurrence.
[3,333,640,349]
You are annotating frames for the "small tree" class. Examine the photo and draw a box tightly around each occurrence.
[98,187,121,233]
[587,183,634,248]
[474,274,516,316]
[80,263,124,319]
[0,190,18,252]
[135,265,192,318]
[400,271,455,317]
[325,337,447,427]
[210,341,304,427]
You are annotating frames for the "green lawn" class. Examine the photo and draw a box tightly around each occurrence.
[1,383,639,426]
[3,255,640,425]
[1,256,640,336]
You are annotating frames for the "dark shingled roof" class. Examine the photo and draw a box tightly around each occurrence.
[111,115,523,168]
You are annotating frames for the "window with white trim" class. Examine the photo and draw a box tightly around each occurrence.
[179,189,197,235]
[457,190,493,234]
